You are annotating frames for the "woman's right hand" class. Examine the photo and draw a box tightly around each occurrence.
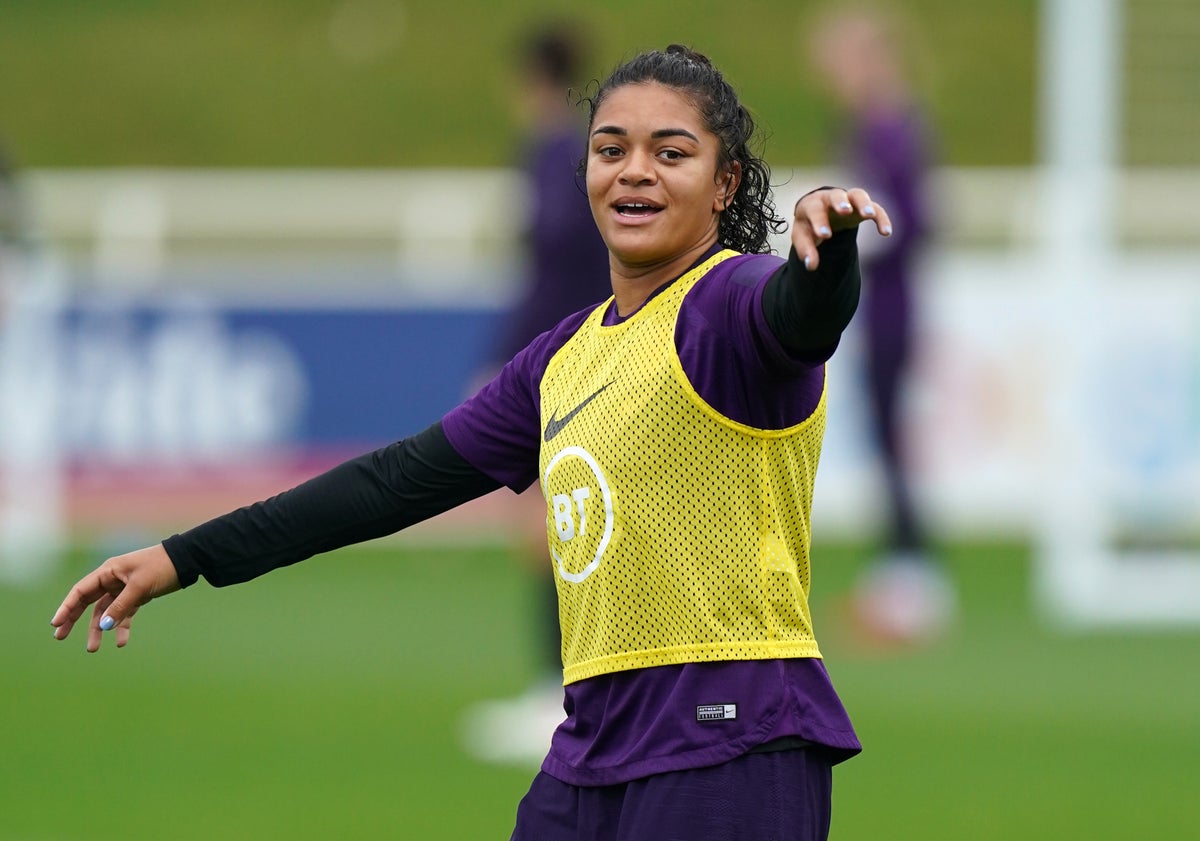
[50,543,181,652]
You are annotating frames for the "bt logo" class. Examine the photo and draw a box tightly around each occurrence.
[543,446,614,583]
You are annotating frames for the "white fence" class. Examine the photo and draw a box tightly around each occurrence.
[19,167,1200,280]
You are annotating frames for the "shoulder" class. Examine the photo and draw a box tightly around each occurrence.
[678,252,783,342]
[726,252,786,286]
[863,109,932,168]
[529,304,600,361]
[706,251,784,285]
[441,304,600,491]
[690,252,785,303]
[495,303,602,391]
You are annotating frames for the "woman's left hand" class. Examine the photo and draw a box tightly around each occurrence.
[791,187,891,271]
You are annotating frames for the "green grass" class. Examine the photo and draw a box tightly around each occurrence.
[5,537,1197,840]
[0,0,1037,167]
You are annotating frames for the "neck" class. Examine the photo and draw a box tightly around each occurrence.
[608,238,720,317]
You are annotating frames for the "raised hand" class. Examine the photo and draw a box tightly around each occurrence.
[791,187,891,271]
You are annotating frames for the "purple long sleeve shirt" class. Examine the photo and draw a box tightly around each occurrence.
[443,249,861,786]
[843,107,934,358]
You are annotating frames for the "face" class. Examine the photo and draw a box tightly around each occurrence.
[809,15,896,110]
[586,82,738,272]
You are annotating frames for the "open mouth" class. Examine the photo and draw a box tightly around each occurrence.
[615,201,663,218]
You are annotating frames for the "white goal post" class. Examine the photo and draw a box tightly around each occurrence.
[1033,0,1200,627]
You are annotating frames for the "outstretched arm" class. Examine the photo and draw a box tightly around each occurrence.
[50,421,501,651]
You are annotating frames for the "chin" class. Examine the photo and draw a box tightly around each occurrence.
[603,233,664,265]
[608,246,666,269]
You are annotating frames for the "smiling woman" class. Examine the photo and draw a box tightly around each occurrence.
[582,49,786,315]
[50,44,891,841]
[586,82,738,311]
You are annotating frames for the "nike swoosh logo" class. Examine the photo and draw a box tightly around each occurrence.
[543,382,614,442]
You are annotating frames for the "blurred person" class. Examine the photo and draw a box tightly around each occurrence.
[52,46,893,840]
[807,4,957,644]
[460,20,613,766]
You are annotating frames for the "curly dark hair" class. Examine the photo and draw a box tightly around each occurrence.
[578,44,786,255]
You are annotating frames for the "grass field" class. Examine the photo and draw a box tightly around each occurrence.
[0,0,1037,167]
[4,536,1196,840]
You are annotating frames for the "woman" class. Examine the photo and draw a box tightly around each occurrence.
[809,5,956,645]
[52,46,891,840]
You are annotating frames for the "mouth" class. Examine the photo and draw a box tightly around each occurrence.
[613,199,663,218]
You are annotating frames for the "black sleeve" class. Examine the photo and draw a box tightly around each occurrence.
[162,421,502,588]
[761,228,861,363]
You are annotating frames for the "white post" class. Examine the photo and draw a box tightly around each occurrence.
[1034,0,1122,625]
[0,250,67,585]
[1035,0,1200,626]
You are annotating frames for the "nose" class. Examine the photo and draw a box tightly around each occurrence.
[618,148,656,186]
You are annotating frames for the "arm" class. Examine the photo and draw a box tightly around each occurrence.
[761,230,860,361]
[165,421,498,588]
[768,187,892,360]
[50,421,500,651]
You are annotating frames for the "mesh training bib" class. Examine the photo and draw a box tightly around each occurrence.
[539,251,827,684]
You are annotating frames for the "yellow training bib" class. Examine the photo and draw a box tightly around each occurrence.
[539,251,827,684]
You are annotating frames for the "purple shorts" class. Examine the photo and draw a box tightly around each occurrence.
[510,746,834,841]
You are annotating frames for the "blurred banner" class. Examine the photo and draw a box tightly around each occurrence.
[52,297,496,458]
[1,283,504,568]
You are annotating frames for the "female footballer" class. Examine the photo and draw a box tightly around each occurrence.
[52,45,892,840]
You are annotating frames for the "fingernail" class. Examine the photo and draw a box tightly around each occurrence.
[837,202,851,212]
[803,255,812,270]
[882,224,893,235]
[818,226,831,237]
[99,615,115,631]
[862,205,876,217]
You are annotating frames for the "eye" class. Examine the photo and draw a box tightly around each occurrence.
[658,148,685,161]
[596,145,623,158]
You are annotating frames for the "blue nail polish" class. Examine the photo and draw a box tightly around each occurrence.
[99,615,115,631]
[818,226,831,237]
[882,225,893,236]
[838,202,851,212]
[863,205,876,217]
[803,255,812,270]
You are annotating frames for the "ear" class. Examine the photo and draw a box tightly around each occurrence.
[714,161,742,212]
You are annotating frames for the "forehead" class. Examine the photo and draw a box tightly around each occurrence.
[593,82,705,130]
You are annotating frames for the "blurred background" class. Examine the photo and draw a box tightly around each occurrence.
[2,1,1198,839]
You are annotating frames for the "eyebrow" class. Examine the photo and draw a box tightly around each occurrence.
[591,126,700,143]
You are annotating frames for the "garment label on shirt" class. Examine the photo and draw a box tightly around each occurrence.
[696,703,738,722]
